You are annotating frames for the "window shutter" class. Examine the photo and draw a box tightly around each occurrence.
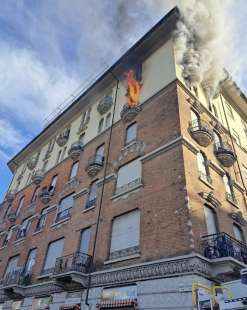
[110,210,140,253]
[44,239,64,270]
[204,207,217,235]
[117,159,142,188]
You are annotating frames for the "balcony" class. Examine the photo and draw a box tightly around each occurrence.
[202,233,247,279]
[86,155,104,177]
[39,188,53,204]
[120,104,141,123]
[68,141,84,160]
[214,141,237,167]
[52,252,92,289]
[0,268,31,297]
[5,190,16,203]
[55,207,72,223]
[189,120,213,147]
[31,170,44,185]
[7,211,17,223]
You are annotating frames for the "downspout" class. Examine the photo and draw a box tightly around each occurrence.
[85,76,120,306]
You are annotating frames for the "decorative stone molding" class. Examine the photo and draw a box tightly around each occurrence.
[109,246,139,260]
[27,152,40,170]
[97,95,113,115]
[189,120,213,147]
[199,191,221,209]
[5,190,16,203]
[7,211,17,223]
[31,170,44,185]
[120,104,141,123]
[114,178,142,197]
[91,255,211,287]
[187,98,204,114]
[39,189,52,204]
[68,142,84,160]
[230,212,246,226]
[56,128,70,147]
[78,108,91,133]
[60,178,80,198]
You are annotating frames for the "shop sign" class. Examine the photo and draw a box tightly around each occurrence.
[102,285,137,301]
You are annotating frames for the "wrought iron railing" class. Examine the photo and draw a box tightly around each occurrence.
[202,232,247,264]
[87,154,104,167]
[1,268,32,287]
[189,119,212,134]
[214,141,234,154]
[53,252,92,275]
[55,207,72,223]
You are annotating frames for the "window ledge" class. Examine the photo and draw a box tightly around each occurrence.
[111,181,143,200]
[32,229,43,236]
[0,245,7,250]
[13,238,26,245]
[82,206,96,213]
[36,273,53,280]
[199,176,214,190]
[50,218,70,228]
[104,253,140,265]
[226,197,239,208]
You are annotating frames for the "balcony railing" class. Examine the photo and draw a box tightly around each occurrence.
[214,141,236,167]
[53,252,92,275]
[55,207,72,223]
[202,232,247,264]
[189,120,213,147]
[86,155,104,177]
[1,268,32,287]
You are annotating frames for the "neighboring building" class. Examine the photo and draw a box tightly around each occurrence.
[0,7,247,310]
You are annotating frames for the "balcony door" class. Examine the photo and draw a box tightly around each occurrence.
[79,228,91,254]
[204,206,218,235]
[24,248,37,275]
[5,255,19,276]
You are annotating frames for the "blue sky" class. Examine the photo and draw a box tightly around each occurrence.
[0,0,246,201]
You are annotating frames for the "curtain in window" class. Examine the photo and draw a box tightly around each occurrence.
[117,159,141,189]
[110,210,140,253]
[44,239,64,270]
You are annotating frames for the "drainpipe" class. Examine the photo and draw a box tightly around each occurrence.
[85,75,120,306]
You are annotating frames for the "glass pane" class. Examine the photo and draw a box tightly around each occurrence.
[70,162,79,179]
[89,182,97,200]
[233,224,244,242]
[24,249,37,274]
[44,239,64,270]
[79,228,91,254]
[204,207,217,235]
[5,256,19,274]
[117,159,141,188]
[126,123,137,144]
[96,144,104,157]
[59,194,74,212]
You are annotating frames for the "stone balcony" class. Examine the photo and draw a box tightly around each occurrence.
[189,119,213,147]
[86,155,104,177]
[120,104,141,123]
[39,188,53,204]
[31,170,44,185]
[214,141,237,167]
[68,141,84,160]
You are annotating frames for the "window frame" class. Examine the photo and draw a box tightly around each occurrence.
[24,248,37,275]
[125,122,137,146]
[69,161,79,180]
[55,193,74,223]
[42,238,64,274]
[204,205,219,235]
[36,208,48,231]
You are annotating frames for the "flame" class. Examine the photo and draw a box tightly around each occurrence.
[125,70,142,107]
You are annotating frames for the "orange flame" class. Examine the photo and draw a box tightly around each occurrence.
[125,70,142,107]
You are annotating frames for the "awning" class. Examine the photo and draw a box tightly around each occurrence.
[60,304,80,310]
[96,299,138,309]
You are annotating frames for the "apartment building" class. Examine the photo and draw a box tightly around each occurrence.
[0,7,247,310]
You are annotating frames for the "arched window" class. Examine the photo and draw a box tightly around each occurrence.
[69,161,79,180]
[204,206,218,235]
[190,109,200,130]
[105,113,111,129]
[98,118,104,133]
[223,174,235,202]
[233,224,245,243]
[197,152,211,183]
[86,181,98,209]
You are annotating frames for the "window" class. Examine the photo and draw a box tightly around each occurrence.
[69,161,79,180]
[95,144,105,165]
[190,109,200,129]
[26,173,32,186]
[31,187,39,203]
[243,166,247,181]
[116,159,142,194]
[36,208,48,231]
[225,103,234,119]
[233,224,245,243]
[42,160,49,172]
[2,227,13,247]
[47,139,55,154]
[223,174,236,202]
[125,123,137,145]
[56,150,62,164]
[204,206,218,235]
[48,175,57,195]
[105,113,111,129]
[16,197,24,216]
[197,152,211,183]
[79,133,85,145]
[79,228,91,254]
[213,131,222,147]
[86,181,97,209]
[212,105,218,119]
[43,238,64,273]
[56,193,74,222]
[24,248,37,275]
[17,217,31,239]
[110,210,140,258]
[232,129,241,146]
[98,118,104,133]
[61,146,67,161]
[5,255,19,276]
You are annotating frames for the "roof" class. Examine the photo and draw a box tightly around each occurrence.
[8,7,180,172]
